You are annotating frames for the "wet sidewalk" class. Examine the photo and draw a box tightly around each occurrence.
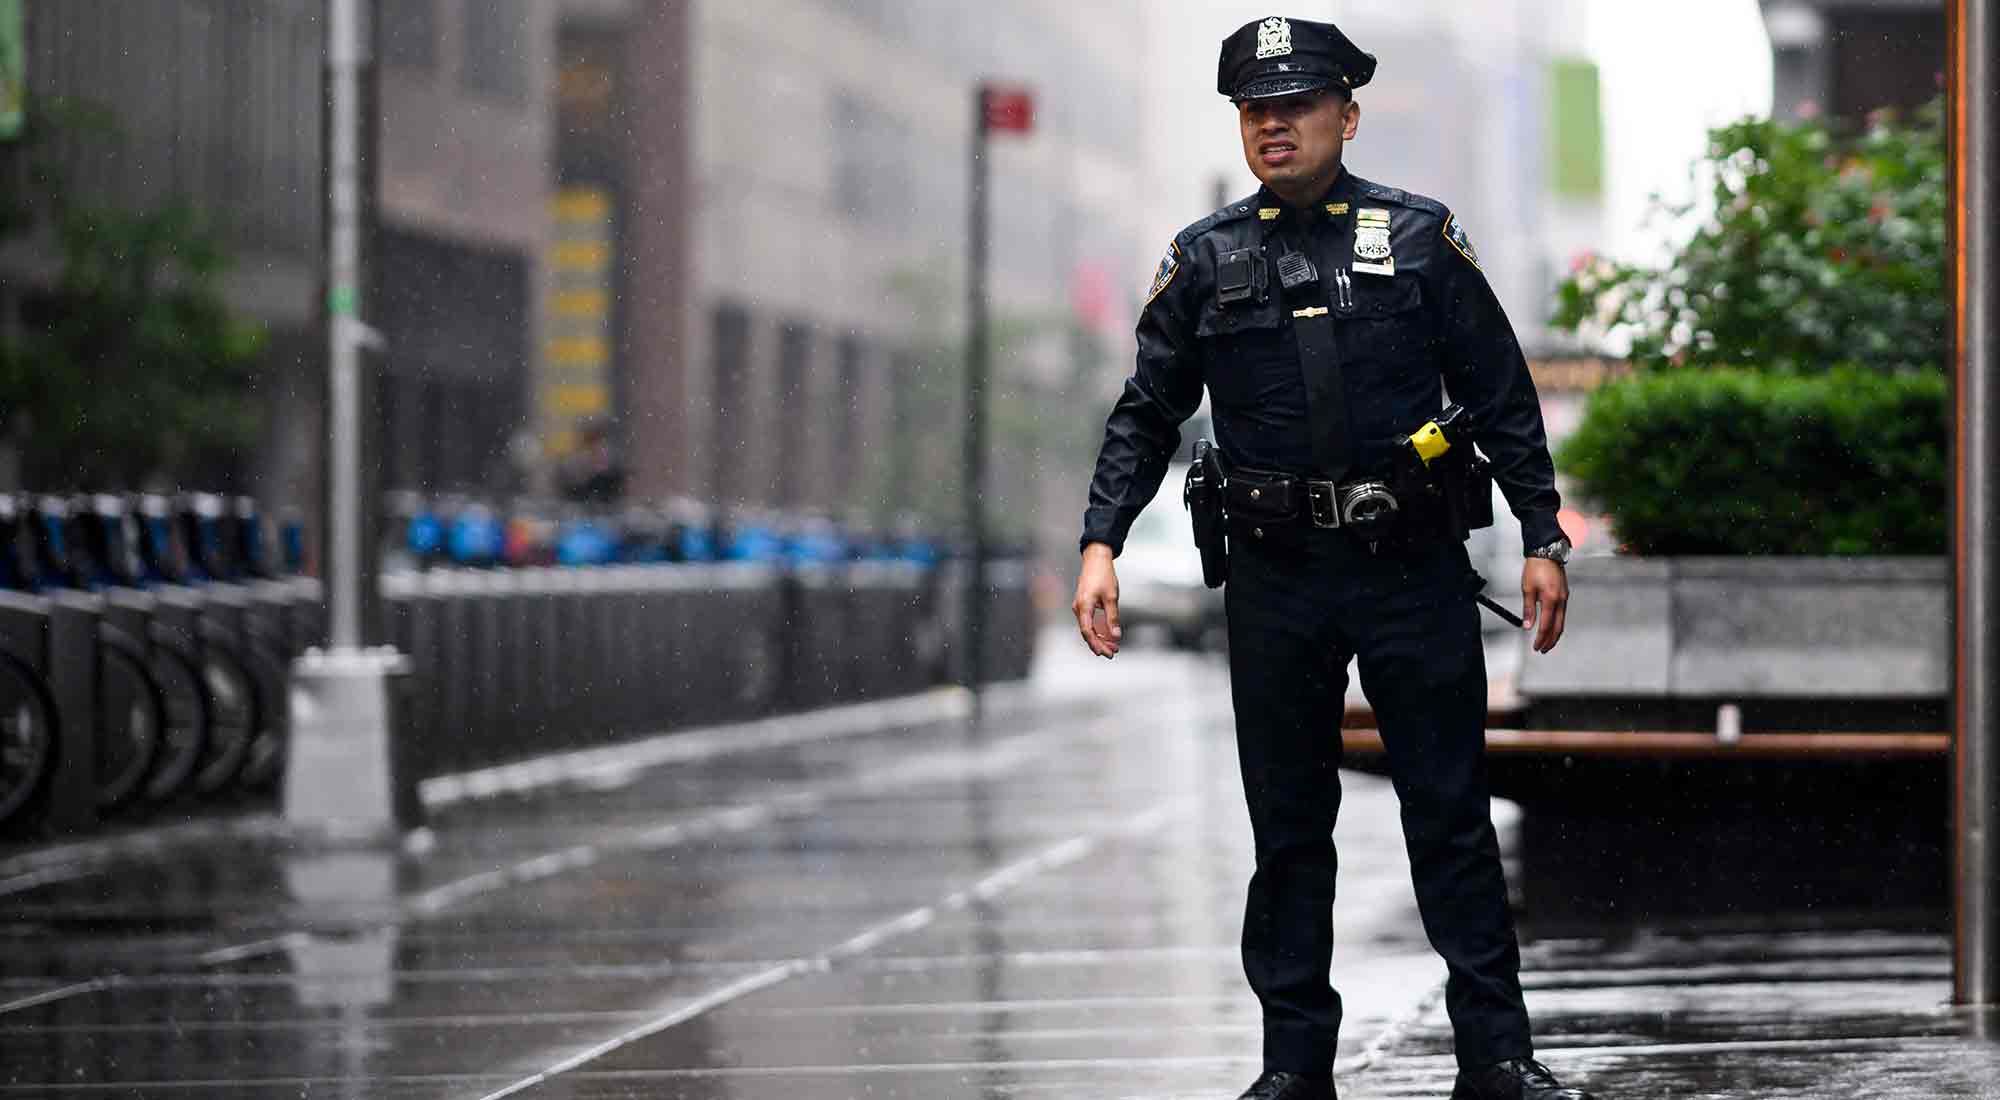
[2,633,1996,1098]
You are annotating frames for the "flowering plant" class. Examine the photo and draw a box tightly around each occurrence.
[1553,101,1945,375]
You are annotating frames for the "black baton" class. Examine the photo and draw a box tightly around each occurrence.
[1470,571,1526,629]
[1477,593,1525,629]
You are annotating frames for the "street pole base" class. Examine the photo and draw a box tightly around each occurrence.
[285,646,414,842]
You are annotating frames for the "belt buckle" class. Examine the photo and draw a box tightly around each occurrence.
[1307,481,1340,529]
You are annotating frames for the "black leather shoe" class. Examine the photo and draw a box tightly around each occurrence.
[1450,1057,1595,1100]
[1237,1070,1335,1100]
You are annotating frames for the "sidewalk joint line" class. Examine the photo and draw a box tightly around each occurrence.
[471,801,1186,1100]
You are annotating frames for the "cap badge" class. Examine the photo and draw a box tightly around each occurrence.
[1256,17,1294,60]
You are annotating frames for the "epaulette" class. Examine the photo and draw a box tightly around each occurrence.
[1350,176,1449,221]
[1172,192,1263,250]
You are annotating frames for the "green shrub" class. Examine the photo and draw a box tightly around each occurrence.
[1558,366,1946,555]
[1553,102,1946,375]
[1,97,265,488]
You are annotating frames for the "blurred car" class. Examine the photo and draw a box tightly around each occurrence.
[1116,464,1226,651]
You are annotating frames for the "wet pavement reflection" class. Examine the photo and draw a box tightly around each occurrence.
[1,631,1994,1097]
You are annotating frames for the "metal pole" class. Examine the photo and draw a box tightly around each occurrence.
[325,0,372,650]
[287,0,410,836]
[961,89,990,702]
[1953,0,2000,1007]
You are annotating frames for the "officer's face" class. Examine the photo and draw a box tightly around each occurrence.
[1238,89,1359,200]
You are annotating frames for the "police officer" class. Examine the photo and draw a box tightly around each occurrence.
[1073,17,1588,1100]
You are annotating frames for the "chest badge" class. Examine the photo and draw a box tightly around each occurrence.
[1354,208,1396,276]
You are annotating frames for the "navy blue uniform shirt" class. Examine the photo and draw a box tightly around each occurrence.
[1081,170,1564,556]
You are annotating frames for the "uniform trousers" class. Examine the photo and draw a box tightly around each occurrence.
[1222,526,1533,1077]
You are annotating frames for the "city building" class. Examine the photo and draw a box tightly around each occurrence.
[375,0,560,497]
[0,0,565,509]
[569,0,1155,551]
[1,1,1161,558]
[0,0,329,499]
[1761,0,1945,120]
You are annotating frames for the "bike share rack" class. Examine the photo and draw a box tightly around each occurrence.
[0,492,320,835]
[2,484,1035,838]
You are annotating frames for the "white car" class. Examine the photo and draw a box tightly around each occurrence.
[1115,464,1227,651]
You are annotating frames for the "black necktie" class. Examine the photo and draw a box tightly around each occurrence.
[1279,212,1354,481]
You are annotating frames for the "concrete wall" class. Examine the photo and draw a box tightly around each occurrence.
[1517,556,1950,700]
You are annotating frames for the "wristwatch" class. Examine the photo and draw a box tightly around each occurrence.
[1526,537,1572,566]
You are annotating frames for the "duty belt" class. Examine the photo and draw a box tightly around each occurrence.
[1313,479,1401,531]
[1228,467,1401,533]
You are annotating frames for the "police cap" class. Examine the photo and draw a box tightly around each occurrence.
[1216,16,1376,101]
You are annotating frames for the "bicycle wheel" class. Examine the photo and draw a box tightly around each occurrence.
[0,652,58,827]
[232,627,290,793]
[190,628,258,797]
[140,624,211,803]
[94,625,163,813]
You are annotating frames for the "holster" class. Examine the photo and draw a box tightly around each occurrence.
[1183,439,1230,588]
[1389,411,1496,543]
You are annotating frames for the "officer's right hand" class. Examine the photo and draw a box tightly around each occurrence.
[1073,543,1122,659]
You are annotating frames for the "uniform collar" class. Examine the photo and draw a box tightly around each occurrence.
[1254,168,1359,227]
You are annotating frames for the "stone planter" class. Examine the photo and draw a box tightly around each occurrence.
[1515,556,1948,731]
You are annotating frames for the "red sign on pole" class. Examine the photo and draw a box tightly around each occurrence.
[981,85,1035,135]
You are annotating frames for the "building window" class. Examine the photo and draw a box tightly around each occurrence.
[710,303,751,504]
[888,350,918,509]
[831,91,911,229]
[775,322,812,507]
[463,0,529,104]
[381,0,439,70]
[835,336,864,504]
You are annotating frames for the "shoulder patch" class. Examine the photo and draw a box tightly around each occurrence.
[1145,243,1182,305]
[1443,214,1482,270]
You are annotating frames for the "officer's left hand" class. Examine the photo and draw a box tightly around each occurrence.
[1521,559,1568,654]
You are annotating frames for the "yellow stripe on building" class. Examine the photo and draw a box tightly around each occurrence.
[546,337,608,367]
[552,289,610,318]
[552,241,611,271]
[552,189,612,222]
[547,384,609,416]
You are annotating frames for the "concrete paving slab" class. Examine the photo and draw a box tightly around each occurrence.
[0,628,1991,1098]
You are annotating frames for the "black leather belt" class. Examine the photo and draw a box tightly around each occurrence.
[1226,467,1401,533]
